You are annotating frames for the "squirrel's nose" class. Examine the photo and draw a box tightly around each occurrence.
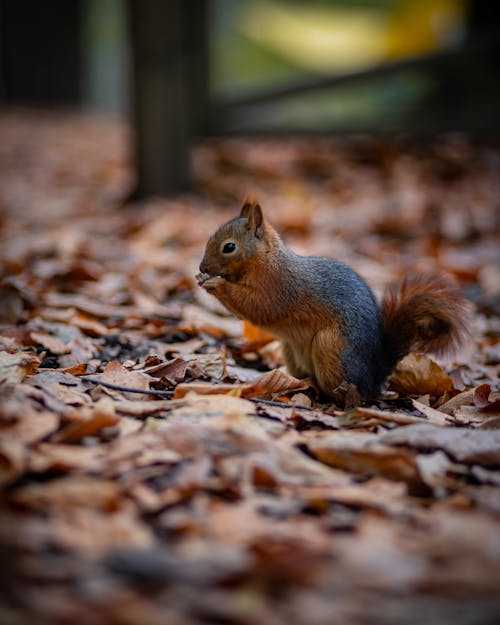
[199,261,210,274]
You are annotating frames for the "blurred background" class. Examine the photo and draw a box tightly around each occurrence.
[1,0,499,196]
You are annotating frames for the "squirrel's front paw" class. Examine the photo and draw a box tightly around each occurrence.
[196,272,212,286]
[199,274,226,293]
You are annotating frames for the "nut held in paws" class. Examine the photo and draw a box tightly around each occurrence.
[196,272,212,286]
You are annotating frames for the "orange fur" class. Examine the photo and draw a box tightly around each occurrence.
[310,327,345,393]
[380,274,472,362]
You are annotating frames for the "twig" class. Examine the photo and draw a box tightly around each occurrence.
[83,377,327,411]
[83,377,174,397]
[249,397,318,412]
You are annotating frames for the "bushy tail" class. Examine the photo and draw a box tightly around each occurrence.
[380,275,472,366]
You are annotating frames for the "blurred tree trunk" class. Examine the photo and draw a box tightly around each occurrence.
[128,0,209,197]
[424,0,500,132]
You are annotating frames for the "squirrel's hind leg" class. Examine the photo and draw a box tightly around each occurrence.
[310,328,345,398]
[282,340,310,379]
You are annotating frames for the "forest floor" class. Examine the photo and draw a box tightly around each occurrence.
[0,110,499,625]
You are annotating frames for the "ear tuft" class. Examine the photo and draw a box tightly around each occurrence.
[240,194,260,219]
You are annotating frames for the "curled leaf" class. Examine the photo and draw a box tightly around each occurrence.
[389,353,454,396]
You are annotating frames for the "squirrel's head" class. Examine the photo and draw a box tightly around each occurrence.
[199,196,278,282]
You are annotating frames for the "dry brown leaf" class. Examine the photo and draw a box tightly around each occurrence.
[307,431,422,489]
[61,363,88,376]
[28,370,90,406]
[295,478,410,517]
[410,399,449,426]
[51,397,118,443]
[225,363,264,383]
[343,405,427,427]
[28,443,106,474]
[415,451,463,497]
[173,382,246,399]
[258,339,284,369]
[9,476,121,511]
[58,337,98,369]
[290,393,312,408]
[381,423,500,465]
[242,321,276,350]
[388,353,454,396]
[68,311,108,337]
[100,360,153,398]
[30,331,70,355]
[435,385,500,424]
[112,398,173,417]
[472,385,500,414]
[438,387,476,414]
[100,360,150,390]
[0,386,60,447]
[143,357,189,383]
[0,410,60,448]
[0,350,40,384]
[174,370,309,401]
[473,383,493,408]
[247,368,311,398]
[185,352,227,380]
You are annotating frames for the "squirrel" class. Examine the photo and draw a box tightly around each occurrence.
[197,196,472,401]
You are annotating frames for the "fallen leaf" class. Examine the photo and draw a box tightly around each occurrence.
[30,331,70,355]
[438,387,476,414]
[381,423,500,465]
[173,382,246,399]
[415,451,463,497]
[473,383,492,408]
[257,339,283,369]
[290,393,312,408]
[28,443,105,474]
[307,431,422,489]
[99,360,153,399]
[242,321,276,350]
[410,399,449,426]
[295,478,411,517]
[186,352,227,380]
[342,405,427,427]
[225,363,264,383]
[28,370,90,406]
[51,397,118,443]
[0,350,40,384]
[61,363,88,376]
[68,311,108,337]
[247,368,311,398]
[9,476,121,511]
[143,357,188,384]
[388,353,454,396]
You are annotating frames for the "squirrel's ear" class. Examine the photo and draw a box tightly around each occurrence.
[248,202,264,238]
[240,195,264,237]
[240,200,252,219]
[240,195,258,219]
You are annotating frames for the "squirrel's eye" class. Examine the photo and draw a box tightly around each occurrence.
[222,242,236,254]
